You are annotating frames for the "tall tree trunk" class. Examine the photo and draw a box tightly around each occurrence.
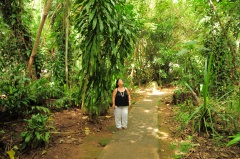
[26,0,53,78]
[65,0,70,88]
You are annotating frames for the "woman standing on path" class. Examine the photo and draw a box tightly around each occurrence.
[112,79,131,130]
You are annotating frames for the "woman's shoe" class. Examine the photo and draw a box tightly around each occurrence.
[117,128,122,130]
[122,127,127,129]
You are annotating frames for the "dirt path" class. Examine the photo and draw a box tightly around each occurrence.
[16,88,175,159]
[98,88,175,159]
[3,87,240,158]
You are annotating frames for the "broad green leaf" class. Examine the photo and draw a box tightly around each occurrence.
[92,18,97,30]
[105,2,112,13]
[36,132,41,140]
[20,131,27,137]
[9,86,12,94]
[98,15,104,32]
[84,0,94,12]
[89,8,96,22]
[110,0,115,6]
[227,134,240,146]
[25,133,32,143]
[45,132,50,142]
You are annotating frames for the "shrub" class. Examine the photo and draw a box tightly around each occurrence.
[0,68,36,120]
[20,112,55,151]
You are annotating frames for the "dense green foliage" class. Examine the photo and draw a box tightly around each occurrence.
[0,0,239,152]
[74,0,136,119]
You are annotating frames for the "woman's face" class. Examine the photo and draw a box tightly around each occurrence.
[118,79,124,87]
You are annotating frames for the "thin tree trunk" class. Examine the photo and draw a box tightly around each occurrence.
[80,75,89,130]
[130,64,134,86]
[65,0,70,88]
[26,0,53,78]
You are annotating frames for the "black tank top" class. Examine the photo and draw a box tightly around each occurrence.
[115,88,129,106]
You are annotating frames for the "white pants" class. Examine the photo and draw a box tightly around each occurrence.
[114,106,128,128]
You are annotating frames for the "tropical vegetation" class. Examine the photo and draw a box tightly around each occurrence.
[0,0,239,157]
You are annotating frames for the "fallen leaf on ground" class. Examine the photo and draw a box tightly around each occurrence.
[7,149,15,159]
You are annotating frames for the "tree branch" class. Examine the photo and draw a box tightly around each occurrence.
[26,0,53,78]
